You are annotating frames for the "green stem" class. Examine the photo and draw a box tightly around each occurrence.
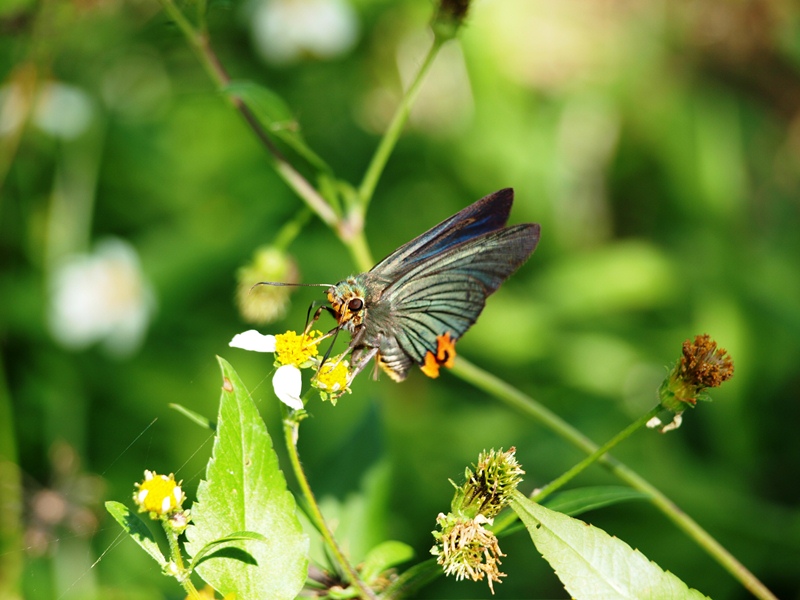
[273,207,312,251]
[451,357,777,600]
[283,416,376,600]
[162,520,200,600]
[532,405,662,504]
[357,36,444,213]
[0,355,22,600]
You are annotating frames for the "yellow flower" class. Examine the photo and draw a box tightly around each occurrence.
[134,471,184,517]
[314,359,351,404]
[274,330,322,367]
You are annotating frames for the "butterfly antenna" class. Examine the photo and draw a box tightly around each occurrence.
[250,281,333,292]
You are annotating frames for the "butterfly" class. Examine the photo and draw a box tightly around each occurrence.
[316,188,540,383]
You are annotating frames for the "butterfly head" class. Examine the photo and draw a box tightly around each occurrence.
[327,278,367,332]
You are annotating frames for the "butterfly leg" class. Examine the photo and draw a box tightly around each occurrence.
[348,346,379,385]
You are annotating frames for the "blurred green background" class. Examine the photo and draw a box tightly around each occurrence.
[2,0,800,598]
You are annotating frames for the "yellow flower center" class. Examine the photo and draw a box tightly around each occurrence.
[316,359,350,393]
[274,330,322,367]
[134,471,184,516]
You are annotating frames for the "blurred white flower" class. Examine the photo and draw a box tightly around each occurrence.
[48,238,156,357]
[1,80,95,140]
[34,82,95,140]
[250,0,359,65]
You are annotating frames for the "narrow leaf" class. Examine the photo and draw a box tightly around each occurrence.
[359,540,414,585]
[223,80,330,172]
[189,531,268,570]
[169,403,215,431]
[510,491,709,600]
[184,358,308,600]
[543,486,650,516]
[104,501,167,568]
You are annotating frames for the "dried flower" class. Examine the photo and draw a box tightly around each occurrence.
[431,513,505,594]
[650,334,734,432]
[432,0,471,41]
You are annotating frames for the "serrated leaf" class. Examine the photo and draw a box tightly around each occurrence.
[104,501,167,568]
[510,491,710,600]
[184,357,308,600]
[543,486,650,516]
[359,540,414,585]
[223,80,330,173]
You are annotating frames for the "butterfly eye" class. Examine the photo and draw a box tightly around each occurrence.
[348,298,364,313]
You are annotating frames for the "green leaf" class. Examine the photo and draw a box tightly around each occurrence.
[510,491,710,600]
[169,403,215,431]
[359,540,414,585]
[542,486,650,516]
[183,357,308,600]
[188,531,268,570]
[104,501,167,568]
[223,80,331,173]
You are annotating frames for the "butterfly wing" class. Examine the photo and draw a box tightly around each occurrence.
[367,219,540,380]
[369,188,516,280]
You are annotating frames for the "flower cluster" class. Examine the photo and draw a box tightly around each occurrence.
[230,329,352,410]
[431,448,524,594]
[650,334,735,432]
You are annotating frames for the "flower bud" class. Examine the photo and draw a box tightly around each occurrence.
[650,334,734,432]
[431,0,471,42]
[236,246,299,324]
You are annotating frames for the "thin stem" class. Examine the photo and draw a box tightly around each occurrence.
[532,405,662,504]
[451,357,777,600]
[162,520,200,600]
[282,416,376,600]
[357,36,444,213]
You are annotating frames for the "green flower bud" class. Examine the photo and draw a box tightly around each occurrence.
[236,246,299,324]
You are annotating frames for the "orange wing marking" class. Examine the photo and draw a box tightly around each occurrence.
[420,332,457,378]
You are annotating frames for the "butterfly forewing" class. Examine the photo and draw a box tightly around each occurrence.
[368,188,516,280]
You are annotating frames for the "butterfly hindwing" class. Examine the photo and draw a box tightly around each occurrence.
[373,222,540,379]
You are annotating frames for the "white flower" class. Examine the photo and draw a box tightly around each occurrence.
[229,329,305,410]
[48,238,156,357]
[272,364,303,410]
[250,0,359,65]
[229,330,276,352]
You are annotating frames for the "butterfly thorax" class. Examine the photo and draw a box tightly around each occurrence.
[327,277,370,333]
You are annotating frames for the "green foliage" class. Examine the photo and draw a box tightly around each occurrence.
[183,358,308,599]
[104,501,168,569]
[511,491,710,600]
[2,0,799,598]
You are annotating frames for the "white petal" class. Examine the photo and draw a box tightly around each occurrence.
[230,330,276,352]
[273,364,304,410]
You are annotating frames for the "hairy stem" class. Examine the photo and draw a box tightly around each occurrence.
[283,417,376,600]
